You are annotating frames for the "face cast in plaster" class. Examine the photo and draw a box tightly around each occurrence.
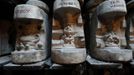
[15,20,44,51]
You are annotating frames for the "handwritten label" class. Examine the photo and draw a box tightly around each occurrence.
[59,2,77,6]
[15,9,31,14]
[110,1,125,8]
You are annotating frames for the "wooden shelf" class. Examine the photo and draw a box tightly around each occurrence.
[3,58,52,70]
[0,55,11,69]
[86,55,123,69]
[0,55,133,71]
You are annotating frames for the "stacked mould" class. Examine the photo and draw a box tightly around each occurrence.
[11,0,49,64]
[52,0,86,64]
[88,0,132,62]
